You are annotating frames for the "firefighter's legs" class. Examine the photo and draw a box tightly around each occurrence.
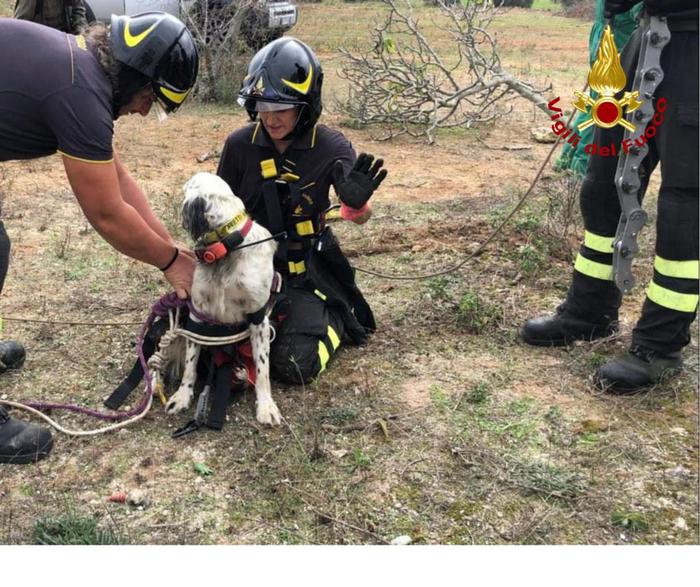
[521,121,654,346]
[595,31,698,392]
[270,287,346,384]
[0,221,25,373]
[0,220,53,464]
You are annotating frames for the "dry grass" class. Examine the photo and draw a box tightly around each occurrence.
[0,1,697,545]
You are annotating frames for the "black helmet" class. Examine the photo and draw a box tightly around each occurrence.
[110,12,199,113]
[238,37,323,138]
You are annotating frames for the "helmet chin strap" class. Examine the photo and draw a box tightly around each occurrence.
[153,100,169,123]
[279,106,307,141]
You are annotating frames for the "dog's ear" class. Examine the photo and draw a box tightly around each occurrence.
[182,196,210,241]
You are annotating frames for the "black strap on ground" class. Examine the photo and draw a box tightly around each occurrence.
[206,348,234,430]
[104,318,167,410]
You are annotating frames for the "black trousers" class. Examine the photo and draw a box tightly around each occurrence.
[565,27,699,354]
[0,220,9,296]
[269,283,347,384]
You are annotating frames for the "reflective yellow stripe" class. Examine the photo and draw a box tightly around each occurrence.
[318,340,330,374]
[288,260,306,274]
[58,151,113,164]
[251,122,261,144]
[160,86,190,105]
[314,289,327,301]
[654,256,699,280]
[327,325,340,351]
[282,64,313,95]
[296,220,315,236]
[584,231,614,254]
[574,254,613,281]
[201,212,247,244]
[260,158,277,179]
[280,172,300,182]
[124,20,156,47]
[647,282,699,313]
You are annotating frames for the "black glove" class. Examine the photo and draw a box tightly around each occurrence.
[604,0,642,18]
[334,153,388,209]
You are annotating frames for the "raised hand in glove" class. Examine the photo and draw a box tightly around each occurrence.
[604,0,642,18]
[334,153,388,210]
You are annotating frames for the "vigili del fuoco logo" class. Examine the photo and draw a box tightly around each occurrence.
[547,25,667,156]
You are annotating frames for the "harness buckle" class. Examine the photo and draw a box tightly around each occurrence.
[171,419,201,439]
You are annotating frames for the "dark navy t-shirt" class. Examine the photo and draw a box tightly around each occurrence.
[0,19,114,162]
[216,122,356,231]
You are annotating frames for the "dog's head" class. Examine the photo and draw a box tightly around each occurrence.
[182,172,247,241]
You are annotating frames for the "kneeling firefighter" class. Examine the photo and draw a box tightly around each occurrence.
[217,37,387,383]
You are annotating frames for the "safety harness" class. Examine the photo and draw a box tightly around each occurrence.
[613,14,671,293]
[106,209,283,437]
[259,157,328,276]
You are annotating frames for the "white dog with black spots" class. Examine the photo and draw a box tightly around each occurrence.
[165,172,281,425]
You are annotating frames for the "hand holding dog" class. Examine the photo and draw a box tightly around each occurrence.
[334,153,388,209]
[163,251,195,299]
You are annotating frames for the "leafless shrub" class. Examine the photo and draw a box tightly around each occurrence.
[541,170,583,254]
[337,0,551,143]
[180,0,255,101]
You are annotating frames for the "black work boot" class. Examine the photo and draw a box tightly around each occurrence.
[0,340,26,373]
[520,306,618,347]
[0,406,53,464]
[594,345,683,394]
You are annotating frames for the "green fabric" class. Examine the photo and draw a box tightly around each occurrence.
[555,0,643,176]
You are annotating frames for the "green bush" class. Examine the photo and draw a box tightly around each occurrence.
[457,290,503,334]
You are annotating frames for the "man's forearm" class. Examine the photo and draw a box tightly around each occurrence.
[87,201,177,269]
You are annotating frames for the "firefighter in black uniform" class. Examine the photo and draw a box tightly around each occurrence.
[521,0,698,393]
[1,13,199,463]
[217,37,387,384]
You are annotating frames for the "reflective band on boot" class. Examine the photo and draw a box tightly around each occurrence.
[584,231,615,254]
[647,282,699,313]
[574,254,613,281]
[654,256,699,280]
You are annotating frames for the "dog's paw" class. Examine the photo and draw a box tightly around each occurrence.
[256,398,282,426]
[165,387,193,414]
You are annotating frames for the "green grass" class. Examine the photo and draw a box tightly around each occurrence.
[532,0,559,10]
[611,510,650,532]
[33,512,123,545]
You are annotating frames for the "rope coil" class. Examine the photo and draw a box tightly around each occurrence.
[0,294,275,437]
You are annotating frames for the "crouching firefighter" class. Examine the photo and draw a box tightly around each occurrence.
[217,37,388,383]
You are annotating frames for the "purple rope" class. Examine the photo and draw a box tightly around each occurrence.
[23,292,188,422]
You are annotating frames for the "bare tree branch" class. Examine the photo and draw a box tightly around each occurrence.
[336,0,551,144]
[180,0,255,101]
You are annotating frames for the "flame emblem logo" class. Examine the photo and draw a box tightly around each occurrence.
[573,26,642,132]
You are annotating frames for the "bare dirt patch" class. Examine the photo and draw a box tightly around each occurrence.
[1,2,697,546]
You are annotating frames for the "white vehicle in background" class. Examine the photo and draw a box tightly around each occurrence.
[84,1,298,49]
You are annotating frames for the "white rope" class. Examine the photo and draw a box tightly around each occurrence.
[0,307,275,437]
[0,394,154,437]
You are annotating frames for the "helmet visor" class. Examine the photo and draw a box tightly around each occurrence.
[237,97,298,112]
